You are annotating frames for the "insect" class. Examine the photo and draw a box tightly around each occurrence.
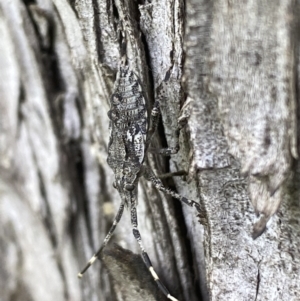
[78,57,200,301]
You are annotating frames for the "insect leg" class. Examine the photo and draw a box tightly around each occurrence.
[129,197,179,301]
[146,100,181,156]
[145,100,160,151]
[158,170,187,179]
[78,201,125,278]
[143,166,201,212]
[149,127,180,156]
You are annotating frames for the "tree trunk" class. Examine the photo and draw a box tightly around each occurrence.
[0,1,299,301]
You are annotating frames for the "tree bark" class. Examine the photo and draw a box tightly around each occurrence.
[0,1,299,301]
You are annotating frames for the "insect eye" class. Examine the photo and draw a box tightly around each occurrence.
[125,184,135,191]
[113,181,117,189]
[108,110,118,121]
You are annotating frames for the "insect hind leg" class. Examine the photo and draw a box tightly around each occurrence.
[130,198,179,301]
[145,100,160,151]
[149,127,181,156]
[78,202,125,278]
[146,100,182,156]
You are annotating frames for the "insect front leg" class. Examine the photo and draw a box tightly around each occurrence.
[129,194,179,301]
[78,201,125,278]
[143,166,201,212]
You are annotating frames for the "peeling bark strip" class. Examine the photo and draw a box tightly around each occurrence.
[209,0,298,235]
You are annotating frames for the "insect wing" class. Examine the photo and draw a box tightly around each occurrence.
[107,66,147,170]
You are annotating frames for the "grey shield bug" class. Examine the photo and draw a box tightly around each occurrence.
[78,57,200,301]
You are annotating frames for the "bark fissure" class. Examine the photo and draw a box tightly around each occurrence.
[255,266,261,301]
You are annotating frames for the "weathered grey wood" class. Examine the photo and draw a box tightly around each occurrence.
[1,0,300,301]
[185,0,300,301]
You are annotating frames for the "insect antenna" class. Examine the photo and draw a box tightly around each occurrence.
[129,192,179,301]
[78,201,125,278]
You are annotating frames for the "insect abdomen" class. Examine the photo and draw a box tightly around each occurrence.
[107,66,147,168]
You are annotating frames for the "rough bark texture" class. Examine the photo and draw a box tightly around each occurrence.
[0,1,299,301]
